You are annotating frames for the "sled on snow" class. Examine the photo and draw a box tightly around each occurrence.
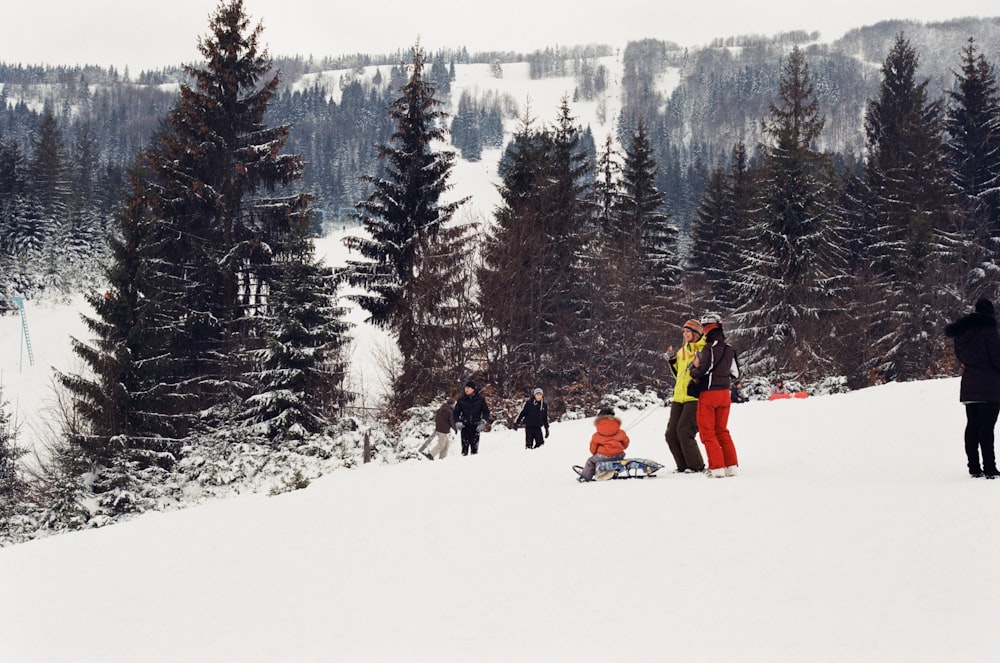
[768,391,808,401]
[572,458,664,482]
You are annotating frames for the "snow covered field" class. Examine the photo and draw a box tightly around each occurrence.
[3,376,999,662]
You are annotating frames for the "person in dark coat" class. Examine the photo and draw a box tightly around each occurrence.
[514,387,550,449]
[453,381,492,455]
[944,297,1000,478]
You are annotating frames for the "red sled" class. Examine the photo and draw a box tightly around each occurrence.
[768,392,808,401]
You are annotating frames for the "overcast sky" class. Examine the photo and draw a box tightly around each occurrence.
[3,0,998,72]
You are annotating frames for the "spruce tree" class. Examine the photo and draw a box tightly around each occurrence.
[242,220,349,441]
[479,110,550,391]
[62,0,314,459]
[946,38,1000,297]
[734,47,847,379]
[860,34,959,381]
[480,100,594,392]
[0,389,27,525]
[345,44,469,408]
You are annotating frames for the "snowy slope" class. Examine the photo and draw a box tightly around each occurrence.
[3,377,999,662]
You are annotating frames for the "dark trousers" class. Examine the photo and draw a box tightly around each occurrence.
[461,426,481,455]
[964,402,1000,474]
[524,427,544,449]
[665,401,705,472]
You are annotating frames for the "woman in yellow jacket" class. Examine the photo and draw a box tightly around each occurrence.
[665,319,707,473]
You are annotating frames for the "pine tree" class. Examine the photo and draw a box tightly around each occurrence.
[734,47,847,379]
[345,43,468,408]
[0,388,27,525]
[480,100,594,392]
[62,0,314,459]
[140,0,311,427]
[479,109,550,391]
[945,38,1000,297]
[60,163,185,464]
[241,220,349,441]
[621,119,679,292]
[593,119,678,387]
[26,104,70,217]
[860,34,959,381]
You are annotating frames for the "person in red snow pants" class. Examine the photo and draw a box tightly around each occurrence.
[696,388,738,469]
[689,319,740,476]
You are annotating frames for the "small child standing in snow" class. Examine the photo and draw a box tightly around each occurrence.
[578,408,630,481]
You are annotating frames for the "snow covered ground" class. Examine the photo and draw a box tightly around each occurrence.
[3,376,998,662]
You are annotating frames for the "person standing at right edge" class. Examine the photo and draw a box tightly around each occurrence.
[944,298,1000,479]
[689,318,739,478]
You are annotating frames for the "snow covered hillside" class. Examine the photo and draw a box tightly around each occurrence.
[4,377,998,662]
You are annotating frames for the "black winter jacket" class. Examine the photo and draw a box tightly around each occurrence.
[514,398,549,429]
[689,327,738,392]
[944,312,1000,402]
[454,391,491,425]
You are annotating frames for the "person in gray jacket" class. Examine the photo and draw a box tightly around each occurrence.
[944,297,1000,478]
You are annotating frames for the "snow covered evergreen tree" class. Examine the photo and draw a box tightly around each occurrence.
[733,47,847,380]
[589,118,678,387]
[690,142,757,315]
[0,389,27,526]
[622,119,680,293]
[241,219,349,442]
[63,0,316,463]
[480,100,593,392]
[140,0,312,428]
[345,43,469,409]
[945,38,1000,298]
[858,33,959,381]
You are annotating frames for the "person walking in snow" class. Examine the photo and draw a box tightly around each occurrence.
[454,381,492,456]
[664,318,707,473]
[944,297,1000,478]
[514,387,549,449]
[420,397,456,460]
[578,407,630,481]
[689,316,739,478]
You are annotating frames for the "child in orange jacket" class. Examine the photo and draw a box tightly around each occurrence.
[579,408,630,481]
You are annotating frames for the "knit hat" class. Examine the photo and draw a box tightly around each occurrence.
[682,319,704,336]
[597,407,615,416]
[465,380,477,390]
[532,388,543,396]
[702,322,721,337]
[975,298,995,316]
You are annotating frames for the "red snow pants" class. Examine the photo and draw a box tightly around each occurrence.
[697,388,738,470]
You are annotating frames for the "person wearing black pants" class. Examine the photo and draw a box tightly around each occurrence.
[454,381,491,455]
[514,388,550,449]
[965,403,1000,477]
[945,298,1000,478]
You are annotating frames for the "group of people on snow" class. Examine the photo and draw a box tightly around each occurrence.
[421,295,1000,485]
[419,315,742,481]
[663,315,740,479]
